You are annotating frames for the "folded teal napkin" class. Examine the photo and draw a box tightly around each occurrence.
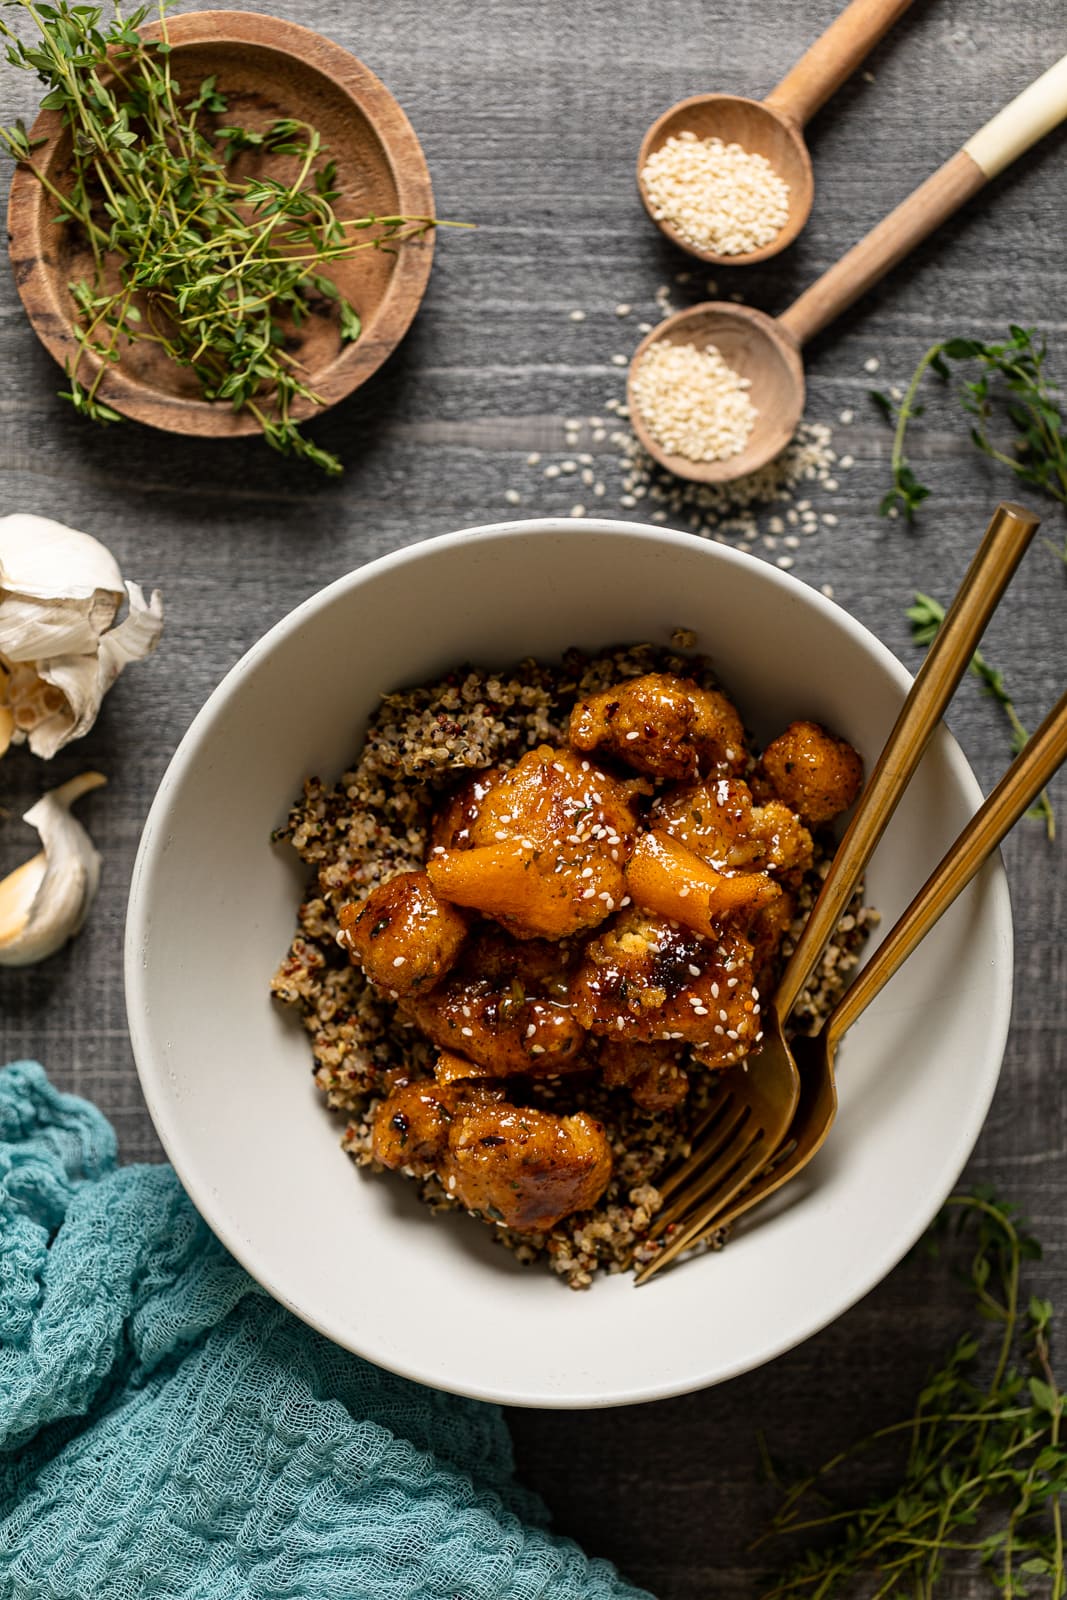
[0,1061,651,1600]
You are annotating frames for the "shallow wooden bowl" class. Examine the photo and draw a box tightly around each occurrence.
[6,11,435,437]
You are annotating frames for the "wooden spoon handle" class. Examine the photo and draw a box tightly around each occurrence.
[764,0,914,128]
[774,501,1040,1022]
[825,687,1067,1051]
[779,149,985,347]
[780,51,1067,347]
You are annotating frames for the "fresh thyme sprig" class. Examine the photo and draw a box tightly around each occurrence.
[0,0,457,473]
[872,327,1067,566]
[907,593,1055,840]
[758,1192,1066,1600]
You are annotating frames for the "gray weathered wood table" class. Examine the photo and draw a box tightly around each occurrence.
[2,1,1065,1593]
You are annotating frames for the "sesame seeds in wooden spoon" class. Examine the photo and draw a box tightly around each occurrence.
[630,50,1067,483]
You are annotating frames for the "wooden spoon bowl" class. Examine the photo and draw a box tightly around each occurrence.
[636,0,917,266]
[637,95,813,266]
[627,303,804,484]
[6,10,435,438]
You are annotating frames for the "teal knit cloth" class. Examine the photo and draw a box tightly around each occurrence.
[0,1061,651,1600]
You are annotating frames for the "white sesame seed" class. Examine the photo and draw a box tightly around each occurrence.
[615,303,632,316]
[504,489,520,505]
[864,356,880,373]
[526,451,541,466]
[569,309,586,322]
[630,339,757,463]
[392,956,406,967]
[611,354,628,367]
[461,1026,473,1037]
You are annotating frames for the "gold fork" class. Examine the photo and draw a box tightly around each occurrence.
[635,501,1040,1284]
[647,683,1067,1269]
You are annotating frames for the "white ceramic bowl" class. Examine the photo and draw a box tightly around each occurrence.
[126,521,1012,1408]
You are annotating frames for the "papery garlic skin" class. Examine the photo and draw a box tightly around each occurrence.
[0,771,106,966]
[0,514,163,759]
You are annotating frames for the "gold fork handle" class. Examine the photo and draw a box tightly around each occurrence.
[825,688,1067,1050]
[775,501,1041,1020]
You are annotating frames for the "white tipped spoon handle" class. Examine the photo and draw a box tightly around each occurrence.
[966,52,1067,179]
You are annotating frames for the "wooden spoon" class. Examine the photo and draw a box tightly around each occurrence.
[629,51,1067,484]
[637,0,915,266]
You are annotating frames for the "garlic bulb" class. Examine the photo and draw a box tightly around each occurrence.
[0,772,106,966]
[0,514,163,760]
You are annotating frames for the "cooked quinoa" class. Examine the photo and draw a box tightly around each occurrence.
[270,644,876,1289]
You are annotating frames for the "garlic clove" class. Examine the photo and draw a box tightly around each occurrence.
[0,512,164,762]
[0,852,48,942]
[0,771,106,966]
[0,589,120,663]
[0,514,124,602]
[25,583,164,760]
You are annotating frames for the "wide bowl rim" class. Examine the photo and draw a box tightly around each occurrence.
[6,8,435,438]
[125,518,1013,1408]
